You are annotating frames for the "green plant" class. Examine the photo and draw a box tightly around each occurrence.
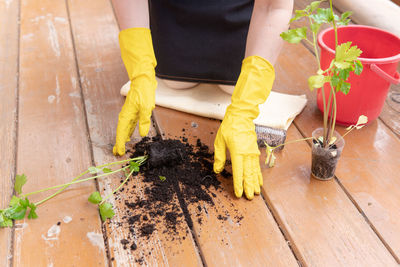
[265,115,367,167]
[280,0,363,147]
[0,156,147,227]
[264,0,368,167]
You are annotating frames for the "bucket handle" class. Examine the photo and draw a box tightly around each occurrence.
[370,64,400,85]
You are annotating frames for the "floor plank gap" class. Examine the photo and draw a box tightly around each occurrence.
[152,113,207,267]
[333,176,400,263]
[64,0,111,264]
[9,0,22,265]
[294,121,400,263]
[260,193,303,267]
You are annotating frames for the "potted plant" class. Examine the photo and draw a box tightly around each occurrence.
[266,0,367,180]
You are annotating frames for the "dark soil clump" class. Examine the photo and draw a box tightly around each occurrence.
[112,135,239,263]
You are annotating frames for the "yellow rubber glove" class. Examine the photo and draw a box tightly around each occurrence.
[113,28,157,156]
[213,56,275,200]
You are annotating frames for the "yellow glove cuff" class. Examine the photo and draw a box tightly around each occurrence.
[228,55,275,120]
[119,27,157,81]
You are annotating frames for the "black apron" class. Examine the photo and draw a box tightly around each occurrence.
[149,0,254,85]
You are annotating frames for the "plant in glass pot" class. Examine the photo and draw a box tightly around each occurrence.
[266,0,367,180]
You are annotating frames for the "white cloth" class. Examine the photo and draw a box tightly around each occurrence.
[121,79,307,130]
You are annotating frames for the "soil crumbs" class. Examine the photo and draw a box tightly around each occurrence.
[109,135,243,263]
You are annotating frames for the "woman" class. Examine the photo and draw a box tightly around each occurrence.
[112,0,293,200]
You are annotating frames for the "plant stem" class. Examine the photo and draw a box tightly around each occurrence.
[330,0,338,55]
[324,81,334,147]
[34,166,129,206]
[100,169,135,205]
[23,157,143,199]
[32,156,147,207]
[308,15,328,141]
[328,0,338,144]
[329,83,338,142]
[304,38,315,47]
[270,136,315,151]
[308,18,321,69]
[341,126,354,139]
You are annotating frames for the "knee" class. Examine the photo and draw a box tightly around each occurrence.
[218,84,235,95]
[161,79,198,89]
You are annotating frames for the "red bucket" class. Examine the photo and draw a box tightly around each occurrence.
[317,25,400,125]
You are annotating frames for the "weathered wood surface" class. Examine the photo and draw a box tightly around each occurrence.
[67,0,203,265]
[0,0,19,265]
[154,107,299,267]
[1,0,400,266]
[275,40,400,263]
[12,0,106,266]
[260,126,398,266]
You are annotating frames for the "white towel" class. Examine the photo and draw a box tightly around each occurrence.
[121,79,307,130]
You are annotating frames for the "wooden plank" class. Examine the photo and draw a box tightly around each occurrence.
[381,85,400,137]
[0,0,19,265]
[154,107,299,266]
[67,0,203,265]
[261,126,398,266]
[13,0,107,266]
[274,40,400,263]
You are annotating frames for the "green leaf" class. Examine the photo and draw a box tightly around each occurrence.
[341,11,352,19]
[280,27,307,44]
[338,68,351,81]
[290,10,307,23]
[99,202,115,222]
[335,79,343,92]
[129,161,140,173]
[310,8,333,24]
[19,198,30,208]
[0,212,13,228]
[338,18,351,26]
[336,42,362,63]
[14,174,27,195]
[88,191,102,204]
[9,196,21,207]
[310,22,322,34]
[5,205,27,220]
[308,74,327,90]
[88,167,101,174]
[28,203,38,219]
[159,176,166,182]
[102,168,112,173]
[334,61,351,69]
[310,0,324,13]
[339,81,351,95]
[331,75,340,87]
[338,11,352,25]
[354,60,363,75]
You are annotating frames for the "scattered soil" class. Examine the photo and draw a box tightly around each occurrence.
[109,134,244,264]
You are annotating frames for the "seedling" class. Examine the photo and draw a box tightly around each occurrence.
[280,0,363,148]
[265,115,367,167]
[0,156,147,227]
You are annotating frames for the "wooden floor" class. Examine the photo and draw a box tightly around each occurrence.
[1,0,400,266]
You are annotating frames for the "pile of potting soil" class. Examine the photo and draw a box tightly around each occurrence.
[110,135,240,255]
